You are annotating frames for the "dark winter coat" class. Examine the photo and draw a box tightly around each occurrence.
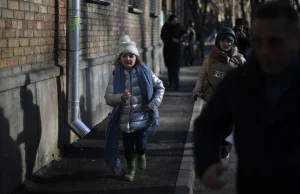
[194,54,300,194]
[160,22,185,67]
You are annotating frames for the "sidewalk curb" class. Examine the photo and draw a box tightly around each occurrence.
[174,99,203,194]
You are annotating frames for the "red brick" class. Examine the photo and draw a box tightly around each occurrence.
[7,58,19,67]
[50,30,55,36]
[59,16,66,23]
[0,20,5,28]
[12,21,18,29]
[32,21,37,29]
[59,1,65,7]
[22,21,28,29]
[14,11,25,20]
[5,20,12,28]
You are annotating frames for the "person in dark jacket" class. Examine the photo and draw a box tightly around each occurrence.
[194,1,300,194]
[233,18,252,59]
[161,14,186,90]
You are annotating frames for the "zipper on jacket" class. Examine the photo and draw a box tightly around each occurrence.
[129,70,132,132]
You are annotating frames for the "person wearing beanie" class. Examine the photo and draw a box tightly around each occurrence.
[160,14,186,90]
[233,18,252,59]
[104,36,165,181]
[192,27,246,159]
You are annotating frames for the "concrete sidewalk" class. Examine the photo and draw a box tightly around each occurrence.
[13,64,201,194]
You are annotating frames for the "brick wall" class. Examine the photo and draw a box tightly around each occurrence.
[0,0,162,70]
[0,1,164,193]
[60,0,161,64]
[0,0,55,70]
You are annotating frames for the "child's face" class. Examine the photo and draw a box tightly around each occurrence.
[219,39,233,52]
[120,52,137,70]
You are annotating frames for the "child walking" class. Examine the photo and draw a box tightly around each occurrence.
[192,27,246,158]
[104,36,165,181]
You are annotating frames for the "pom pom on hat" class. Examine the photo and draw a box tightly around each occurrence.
[118,35,131,44]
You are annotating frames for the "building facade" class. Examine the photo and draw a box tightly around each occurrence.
[0,0,166,193]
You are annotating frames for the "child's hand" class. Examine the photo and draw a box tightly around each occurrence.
[122,90,131,102]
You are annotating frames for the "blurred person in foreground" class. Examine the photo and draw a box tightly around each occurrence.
[193,1,300,194]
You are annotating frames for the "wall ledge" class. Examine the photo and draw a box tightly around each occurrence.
[0,44,163,92]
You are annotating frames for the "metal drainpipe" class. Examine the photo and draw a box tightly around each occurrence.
[67,0,90,138]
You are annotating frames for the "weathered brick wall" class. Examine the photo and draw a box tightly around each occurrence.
[0,0,55,70]
[0,0,162,70]
[0,1,164,193]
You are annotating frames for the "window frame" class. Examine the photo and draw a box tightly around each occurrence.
[86,0,112,6]
[150,0,158,18]
[128,0,143,14]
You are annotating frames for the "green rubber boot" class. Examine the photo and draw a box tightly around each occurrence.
[124,159,136,181]
[137,154,146,170]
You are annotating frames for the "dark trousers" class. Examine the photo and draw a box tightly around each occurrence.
[167,65,180,86]
[163,46,182,87]
[202,100,232,147]
[122,129,148,162]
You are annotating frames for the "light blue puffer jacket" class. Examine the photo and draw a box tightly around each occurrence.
[104,67,165,133]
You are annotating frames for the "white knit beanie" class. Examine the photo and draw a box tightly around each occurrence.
[119,41,139,56]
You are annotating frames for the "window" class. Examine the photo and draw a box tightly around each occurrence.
[86,0,112,5]
[128,0,134,7]
[128,0,143,14]
[150,0,158,18]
